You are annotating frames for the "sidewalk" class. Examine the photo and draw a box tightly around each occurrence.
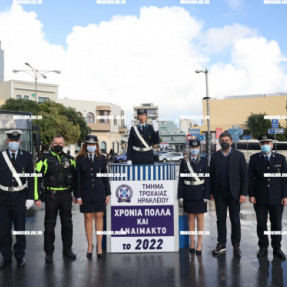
[0,202,286,287]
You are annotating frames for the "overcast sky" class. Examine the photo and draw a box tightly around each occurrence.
[0,0,286,125]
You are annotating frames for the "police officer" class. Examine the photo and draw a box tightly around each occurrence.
[0,130,37,269]
[75,135,111,258]
[178,140,210,255]
[249,134,287,260]
[34,135,77,263]
[127,109,159,165]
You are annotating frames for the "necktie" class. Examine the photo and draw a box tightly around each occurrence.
[141,125,144,132]
[89,155,93,163]
[265,156,269,165]
[11,153,16,163]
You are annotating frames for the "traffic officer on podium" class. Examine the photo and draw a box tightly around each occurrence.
[127,109,159,165]
[34,135,77,263]
[249,134,287,260]
[0,130,37,269]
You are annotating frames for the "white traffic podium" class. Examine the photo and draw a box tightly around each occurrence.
[107,163,179,253]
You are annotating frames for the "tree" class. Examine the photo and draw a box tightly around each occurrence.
[246,113,287,141]
[0,98,40,115]
[246,113,271,139]
[0,99,90,147]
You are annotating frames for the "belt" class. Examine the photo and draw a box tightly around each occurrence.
[0,182,28,192]
[184,180,205,186]
[133,146,152,152]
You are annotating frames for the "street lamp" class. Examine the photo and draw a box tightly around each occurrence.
[195,69,211,157]
[13,62,61,102]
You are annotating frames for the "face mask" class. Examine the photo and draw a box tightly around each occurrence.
[87,146,97,153]
[190,149,200,156]
[9,142,19,151]
[53,145,63,153]
[261,145,271,154]
[220,142,230,151]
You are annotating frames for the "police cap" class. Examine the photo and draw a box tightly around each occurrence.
[85,135,98,143]
[258,134,273,143]
[189,139,200,147]
[5,130,23,140]
[137,109,147,116]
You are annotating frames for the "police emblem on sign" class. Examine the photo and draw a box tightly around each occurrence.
[116,184,133,203]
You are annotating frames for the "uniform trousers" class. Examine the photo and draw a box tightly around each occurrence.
[254,204,283,250]
[44,191,73,254]
[0,201,26,260]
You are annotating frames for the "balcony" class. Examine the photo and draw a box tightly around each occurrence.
[88,122,111,132]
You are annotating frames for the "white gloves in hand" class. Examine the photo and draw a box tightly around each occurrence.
[152,120,158,132]
[26,200,34,210]
[127,160,132,165]
[178,198,183,208]
[203,199,209,202]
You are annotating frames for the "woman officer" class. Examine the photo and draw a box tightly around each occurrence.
[178,139,210,255]
[75,135,111,258]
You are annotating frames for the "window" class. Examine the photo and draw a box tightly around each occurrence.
[101,141,107,153]
[38,97,49,103]
[86,112,94,123]
[24,95,29,100]
[114,118,117,126]
[100,111,108,123]
[16,95,22,99]
[77,112,83,117]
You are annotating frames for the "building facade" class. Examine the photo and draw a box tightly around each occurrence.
[133,103,158,124]
[0,80,58,103]
[0,41,3,83]
[201,93,287,135]
[158,120,186,151]
[59,98,128,155]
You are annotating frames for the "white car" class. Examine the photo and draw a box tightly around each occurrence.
[158,152,184,163]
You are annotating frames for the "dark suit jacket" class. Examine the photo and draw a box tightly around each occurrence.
[210,148,248,200]
[178,157,210,201]
[127,124,159,164]
[248,152,287,205]
[0,149,34,206]
[75,154,111,202]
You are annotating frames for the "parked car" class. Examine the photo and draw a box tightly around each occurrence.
[158,152,184,163]
[113,152,127,163]
[154,150,169,161]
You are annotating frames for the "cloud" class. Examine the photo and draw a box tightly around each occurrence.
[199,23,256,54]
[0,4,286,125]
[225,0,244,11]
[0,4,65,83]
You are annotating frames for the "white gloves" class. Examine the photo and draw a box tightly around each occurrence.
[203,199,209,202]
[178,198,183,208]
[152,120,158,132]
[26,200,34,210]
[127,160,132,165]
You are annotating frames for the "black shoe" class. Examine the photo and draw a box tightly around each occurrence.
[273,249,286,260]
[233,244,241,257]
[196,250,202,256]
[0,258,12,270]
[63,250,77,260]
[257,247,267,257]
[189,248,195,254]
[97,253,103,259]
[45,253,53,263]
[86,244,94,258]
[212,244,226,255]
[17,257,26,267]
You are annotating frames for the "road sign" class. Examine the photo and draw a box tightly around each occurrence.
[190,129,200,136]
[271,119,279,128]
[228,128,244,142]
[268,128,285,135]
[186,134,192,141]
[199,135,206,141]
